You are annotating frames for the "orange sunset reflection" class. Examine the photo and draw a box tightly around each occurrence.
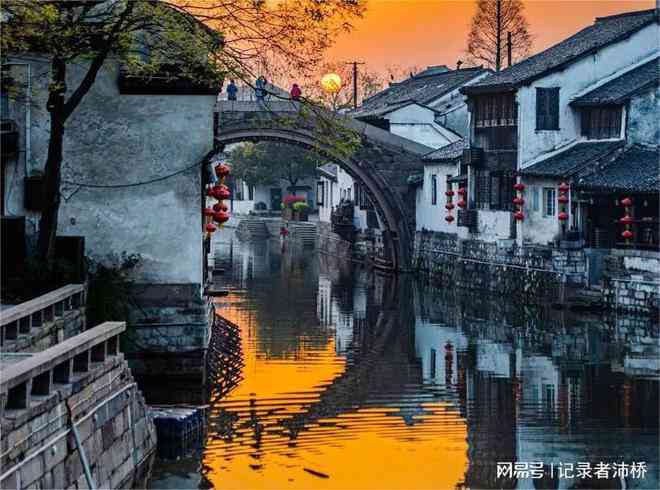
[205,292,468,489]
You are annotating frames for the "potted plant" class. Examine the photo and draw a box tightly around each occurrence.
[281,195,306,221]
[292,201,309,221]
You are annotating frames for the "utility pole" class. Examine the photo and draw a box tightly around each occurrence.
[507,31,513,67]
[345,61,365,110]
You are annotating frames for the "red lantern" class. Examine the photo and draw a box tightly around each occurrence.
[513,197,524,206]
[558,182,570,193]
[514,211,524,221]
[558,194,569,204]
[213,210,230,224]
[558,211,569,221]
[213,185,231,200]
[206,187,216,197]
[445,215,455,223]
[205,223,217,233]
[203,207,214,217]
[457,187,467,196]
[215,163,230,178]
[621,230,633,240]
[445,190,455,197]
[619,215,634,225]
[445,203,455,211]
[457,199,467,208]
[620,197,633,207]
[513,183,525,192]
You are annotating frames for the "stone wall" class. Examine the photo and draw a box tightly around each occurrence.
[603,249,660,314]
[1,326,157,490]
[318,222,353,260]
[413,231,582,303]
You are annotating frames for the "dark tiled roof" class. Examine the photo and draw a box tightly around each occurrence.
[571,57,659,106]
[521,141,623,178]
[423,139,466,161]
[318,163,338,180]
[465,9,658,93]
[407,172,424,186]
[353,67,489,118]
[577,145,660,192]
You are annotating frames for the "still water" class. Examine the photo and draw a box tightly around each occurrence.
[149,230,659,490]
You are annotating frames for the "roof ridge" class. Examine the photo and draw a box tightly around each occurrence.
[595,8,656,22]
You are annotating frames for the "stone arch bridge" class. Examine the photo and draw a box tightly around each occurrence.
[214,100,432,271]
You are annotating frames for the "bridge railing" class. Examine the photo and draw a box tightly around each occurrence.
[0,284,85,346]
[0,321,125,414]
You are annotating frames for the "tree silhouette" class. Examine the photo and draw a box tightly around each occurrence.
[466,0,532,71]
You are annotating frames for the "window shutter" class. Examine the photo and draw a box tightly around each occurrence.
[550,88,559,129]
[536,88,545,129]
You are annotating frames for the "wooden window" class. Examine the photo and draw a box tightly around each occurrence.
[475,170,490,209]
[581,106,622,140]
[431,175,437,205]
[536,88,560,130]
[317,181,324,206]
[488,172,516,211]
[531,186,540,212]
[430,348,437,378]
[544,188,556,217]
[474,94,516,127]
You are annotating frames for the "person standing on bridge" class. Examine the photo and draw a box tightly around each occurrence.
[255,76,267,102]
[226,80,238,101]
[290,83,301,101]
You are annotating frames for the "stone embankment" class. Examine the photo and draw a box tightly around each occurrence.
[413,230,659,314]
[1,287,156,490]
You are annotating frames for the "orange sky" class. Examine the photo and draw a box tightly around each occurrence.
[327,0,654,74]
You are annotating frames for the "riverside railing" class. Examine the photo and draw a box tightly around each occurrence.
[0,321,125,414]
[0,284,85,346]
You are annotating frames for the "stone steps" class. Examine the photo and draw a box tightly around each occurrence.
[289,222,317,247]
[235,219,270,240]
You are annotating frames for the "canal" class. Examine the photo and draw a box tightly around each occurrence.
[149,229,659,489]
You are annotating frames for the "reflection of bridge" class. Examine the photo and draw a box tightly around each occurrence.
[215,100,433,271]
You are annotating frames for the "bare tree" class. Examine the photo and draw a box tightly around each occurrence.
[466,0,532,71]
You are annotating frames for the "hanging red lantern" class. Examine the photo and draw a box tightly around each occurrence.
[513,197,524,206]
[206,187,216,198]
[457,187,466,196]
[558,211,569,221]
[558,182,570,193]
[445,202,455,211]
[203,207,214,217]
[513,182,525,192]
[514,211,524,221]
[213,184,231,200]
[619,215,634,225]
[213,210,230,224]
[620,197,633,207]
[445,190,454,197]
[215,163,230,178]
[205,223,217,233]
[445,215,455,223]
[558,194,569,204]
[621,230,633,240]
[457,199,467,208]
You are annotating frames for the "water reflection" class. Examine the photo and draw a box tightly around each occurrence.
[149,230,659,490]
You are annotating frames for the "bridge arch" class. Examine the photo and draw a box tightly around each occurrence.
[215,101,431,271]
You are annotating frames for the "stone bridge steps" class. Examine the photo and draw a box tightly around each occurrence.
[288,222,317,247]
[235,219,270,240]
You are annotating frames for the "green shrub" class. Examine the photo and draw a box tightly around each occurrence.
[292,201,309,212]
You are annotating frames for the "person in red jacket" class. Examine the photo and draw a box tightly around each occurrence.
[290,83,302,101]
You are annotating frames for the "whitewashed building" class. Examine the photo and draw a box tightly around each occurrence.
[458,8,659,246]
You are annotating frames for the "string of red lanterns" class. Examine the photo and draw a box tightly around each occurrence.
[513,181,525,221]
[445,186,455,223]
[619,197,634,244]
[457,187,467,209]
[203,162,232,237]
[557,182,569,235]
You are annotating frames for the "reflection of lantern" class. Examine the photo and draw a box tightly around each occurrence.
[457,199,467,208]
[513,182,525,192]
[205,223,217,233]
[558,182,570,193]
[457,187,466,196]
[445,203,455,211]
[514,211,524,221]
[621,197,633,207]
[558,211,569,221]
[445,215,455,223]
[622,230,633,240]
[558,194,569,204]
[619,215,634,225]
[513,197,524,206]
[445,190,454,197]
